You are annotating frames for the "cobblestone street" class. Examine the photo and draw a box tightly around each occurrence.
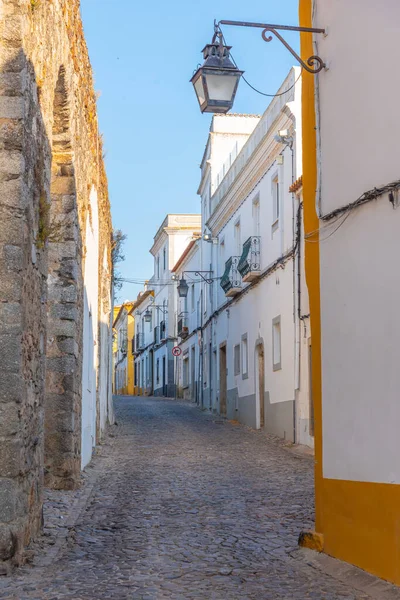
[0,396,398,599]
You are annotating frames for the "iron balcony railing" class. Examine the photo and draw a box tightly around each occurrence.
[237,236,261,280]
[220,256,242,296]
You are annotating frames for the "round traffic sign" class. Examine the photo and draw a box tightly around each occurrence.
[172,346,182,357]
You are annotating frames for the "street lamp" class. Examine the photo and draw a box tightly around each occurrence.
[143,308,152,323]
[192,20,326,114]
[190,28,243,114]
[177,272,214,298]
[177,277,189,299]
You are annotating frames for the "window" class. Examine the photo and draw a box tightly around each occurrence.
[272,316,281,371]
[183,356,189,388]
[234,219,241,256]
[157,256,160,278]
[234,344,240,376]
[272,174,280,225]
[156,358,160,383]
[219,238,225,269]
[163,246,167,271]
[241,334,248,379]
[191,284,195,312]
[253,196,260,237]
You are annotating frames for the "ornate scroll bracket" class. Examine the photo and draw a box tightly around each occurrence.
[261,27,325,74]
[219,20,326,75]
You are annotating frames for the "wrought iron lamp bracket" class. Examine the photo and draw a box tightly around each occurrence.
[183,271,214,285]
[218,20,326,74]
[149,298,168,315]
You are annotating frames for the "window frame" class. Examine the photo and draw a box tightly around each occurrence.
[271,172,280,232]
[241,333,248,380]
[234,218,241,256]
[234,344,241,376]
[272,316,282,371]
[252,194,260,237]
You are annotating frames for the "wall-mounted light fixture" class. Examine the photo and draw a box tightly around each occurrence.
[274,128,294,146]
[203,233,218,244]
[190,28,243,114]
[177,271,214,298]
[192,20,326,114]
[143,298,168,321]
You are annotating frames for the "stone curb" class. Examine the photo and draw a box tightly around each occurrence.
[290,548,400,600]
[35,463,102,568]
[29,435,114,571]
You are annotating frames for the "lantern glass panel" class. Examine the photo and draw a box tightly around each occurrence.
[178,278,189,298]
[193,76,206,107]
[205,73,239,102]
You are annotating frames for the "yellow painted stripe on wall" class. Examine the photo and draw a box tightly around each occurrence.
[298,0,323,532]
[322,479,400,585]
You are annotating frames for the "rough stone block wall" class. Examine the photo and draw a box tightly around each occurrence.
[0,0,112,570]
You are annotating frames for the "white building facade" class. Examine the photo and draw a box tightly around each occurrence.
[133,215,201,397]
[133,290,155,396]
[172,239,202,402]
[176,68,312,446]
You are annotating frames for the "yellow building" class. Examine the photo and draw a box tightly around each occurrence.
[112,305,121,393]
[112,303,135,396]
[299,0,400,585]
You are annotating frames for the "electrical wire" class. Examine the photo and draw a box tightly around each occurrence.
[304,179,400,244]
[241,69,303,98]
[117,276,221,286]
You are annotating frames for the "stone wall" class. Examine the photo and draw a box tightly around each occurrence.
[0,0,112,570]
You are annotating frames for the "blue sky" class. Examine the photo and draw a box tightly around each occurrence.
[80,0,300,300]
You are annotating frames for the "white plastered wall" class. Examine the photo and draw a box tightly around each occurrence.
[81,186,99,468]
[315,0,400,481]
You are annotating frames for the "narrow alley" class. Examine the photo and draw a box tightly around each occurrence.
[0,397,394,600]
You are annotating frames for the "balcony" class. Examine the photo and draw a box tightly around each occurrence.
[178,314,189,339]
[220,256,242,297]
[238,236,261,282]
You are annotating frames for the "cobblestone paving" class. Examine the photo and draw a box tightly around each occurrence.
[0,396,379,599]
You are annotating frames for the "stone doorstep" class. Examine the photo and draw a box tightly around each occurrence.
[291,547,400,600]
